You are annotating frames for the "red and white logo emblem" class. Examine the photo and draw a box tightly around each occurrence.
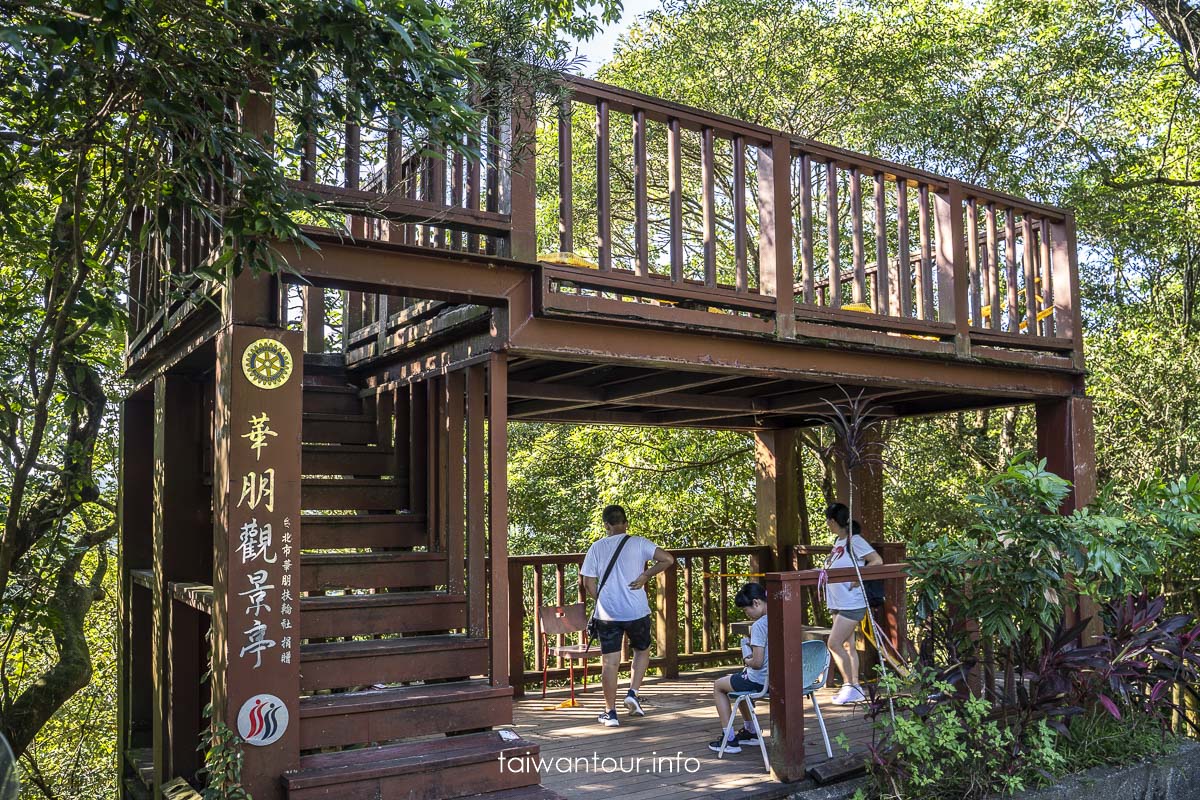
[237,694,288,746]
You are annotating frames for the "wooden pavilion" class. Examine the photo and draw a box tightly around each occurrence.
[116,75,1096,800]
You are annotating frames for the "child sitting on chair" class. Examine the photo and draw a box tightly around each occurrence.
[708,582,768,754]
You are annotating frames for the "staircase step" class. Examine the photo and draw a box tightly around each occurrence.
[300,591,465,638]
[298,679,512,749]
[300,552,447,592]
[282,730,539,800]
[301,478,405,511]
[303,385,362,415]
[300,635,490,691]
[303,444,395,477]
[303,412,377,445]
[301,513,427,549]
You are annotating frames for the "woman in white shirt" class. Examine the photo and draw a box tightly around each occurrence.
[823,503,883,704]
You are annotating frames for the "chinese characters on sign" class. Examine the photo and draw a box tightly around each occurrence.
[234,412,294,669]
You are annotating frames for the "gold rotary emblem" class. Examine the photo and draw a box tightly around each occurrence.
[241,338,293,389]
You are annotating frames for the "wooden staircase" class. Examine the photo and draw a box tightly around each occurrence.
[288,373,549,800]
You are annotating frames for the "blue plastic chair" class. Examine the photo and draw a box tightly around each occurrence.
[717,639,833,772]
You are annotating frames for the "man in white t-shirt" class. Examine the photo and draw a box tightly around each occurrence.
[581,505,675,727]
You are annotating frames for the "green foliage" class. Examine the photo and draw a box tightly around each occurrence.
[199,721,251,800]
[508,423,755,554]
[1056,707,1181,770]
[864,669,1066,799]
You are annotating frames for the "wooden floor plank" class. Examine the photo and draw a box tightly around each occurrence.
[511,667,873,800]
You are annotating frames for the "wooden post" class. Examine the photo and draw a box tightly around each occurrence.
[509,92,537,262]
[118,390,155,792]
[211,326,303,800]
[655,567,679,678]
[1036,395,1100,642]
[758,136,795,338]
[766,572,806,782]
[1050,215,1083,369]
[935,182,970,355]
[754,430,802,570]
[488,353,510,687]
[508,561,526,697]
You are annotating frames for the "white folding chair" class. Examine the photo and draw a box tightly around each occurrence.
[717,639,833,772]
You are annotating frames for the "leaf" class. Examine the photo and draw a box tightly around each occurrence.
[1097,694,1121,720]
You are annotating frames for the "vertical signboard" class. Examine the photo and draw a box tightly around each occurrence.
[212,326,302,799]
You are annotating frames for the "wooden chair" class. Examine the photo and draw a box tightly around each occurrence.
[538,603,598,707]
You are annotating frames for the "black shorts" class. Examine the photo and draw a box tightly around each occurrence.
[730,670,765,694]
[596,615,652,655]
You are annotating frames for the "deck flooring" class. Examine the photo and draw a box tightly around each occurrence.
[510,667,875,800]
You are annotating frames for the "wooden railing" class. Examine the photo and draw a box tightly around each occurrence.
[506,541,908,697]
[126,74,1081,370]
[507,545,773,694]
[538,75,1079,357]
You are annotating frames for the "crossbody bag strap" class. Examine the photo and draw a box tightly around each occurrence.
[588,534,632,625]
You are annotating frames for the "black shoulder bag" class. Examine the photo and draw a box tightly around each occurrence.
[586,534,632,643]
[853,531,887,608]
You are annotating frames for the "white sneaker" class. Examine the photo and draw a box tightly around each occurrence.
[830,684,866,705]
[598,710,620,727]
[624,691,645,716]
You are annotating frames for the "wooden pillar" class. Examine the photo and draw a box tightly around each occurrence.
[152,375,211,792]
[118,390,154,794]
[488,353,510,687]
[211,326,303,800]
[755,429,803,571]
[765,573,806,782]
[1036,395,1100,641]
[466,366,488,637]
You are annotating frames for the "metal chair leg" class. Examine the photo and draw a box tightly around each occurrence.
[568,660,576,705]
[810,691,833,759]
[541,639,549,699]
[718,695,743,759]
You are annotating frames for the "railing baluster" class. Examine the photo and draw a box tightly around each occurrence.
[718,555,728,651]
[850,168,866,304]
[897,178,911,316]
[874,171,889,314]
[555,564,565,669]
[532,563,543,672]
[1039,219,1054,337]
[799,154,815,304]
[558,96,573,254]
[451,137,464,251]
[701,556,712,652]
[986,203,1000,330]
[1023,214,1037,335]
[682,556,693,655]
[633,109,649,277]
[485,112,499,256]
[668,118,684,284]
[596,100,611,271]
[702,126,717,286]
[467,94,483,253]
[733,135,747,292]
[967,198,980,326]
[917,183,932,319]
[825,161,841,309]
[1005,209,1019,331]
